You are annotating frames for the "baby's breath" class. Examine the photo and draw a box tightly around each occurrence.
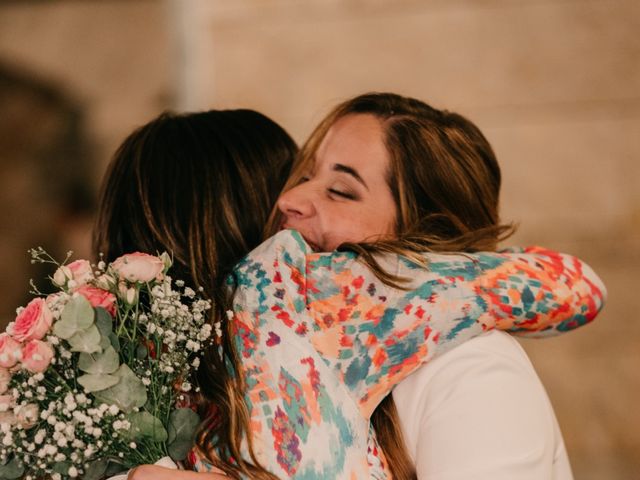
[2,250,213,479]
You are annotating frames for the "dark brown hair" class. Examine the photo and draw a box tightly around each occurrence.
[94,109,296,479]
[267,92,515,480]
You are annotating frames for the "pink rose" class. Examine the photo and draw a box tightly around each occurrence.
[9,298,53,342]
[0,394,15,427]
[112,252,164,283]
[67,259,94,287]
[0,368,11,394]
[21,340,54,373]
[0,411,15,426]
[0,394,13,412]
[0,333,23,368]
[75,285,117,317]
[15,403,39,429]
[54,259,94,289]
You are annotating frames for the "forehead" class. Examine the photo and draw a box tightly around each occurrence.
[315,114,389,176]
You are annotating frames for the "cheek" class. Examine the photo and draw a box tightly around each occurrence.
[317,198,397,249]
[360,198,397,236]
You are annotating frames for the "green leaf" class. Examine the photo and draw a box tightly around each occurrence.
[167,408,200,461]
[109,332,121,352]
[135,344,148,360]
[95,308,113,336]
[78,346,119,375]
[78,373,119,392]
[104,461,128,477]
[68,324,102,353]
[94,364,147,413]
[99,334,111,351]
[128,411,168,443]
[83,459,108,480]
[0,457,24,480]
[52,462,71,475]
[96,308,114,350]
[53,296,95,339]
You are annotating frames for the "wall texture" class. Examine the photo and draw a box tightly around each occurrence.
[1,0,638,478]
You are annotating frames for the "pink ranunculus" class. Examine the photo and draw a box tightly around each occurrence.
[0,368,11,394]
[9,298,53,342]
[21,340,54,373]
[75,285,117,317]
[112,252,164,283]
[0,333,22,369]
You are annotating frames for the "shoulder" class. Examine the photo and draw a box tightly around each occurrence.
[241,229,311,264]
[393,331,567,478]
[394,331,546,420]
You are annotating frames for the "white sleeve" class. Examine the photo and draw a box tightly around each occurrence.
[392,331,573,480]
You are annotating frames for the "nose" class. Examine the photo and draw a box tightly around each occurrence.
[277,183,316,222]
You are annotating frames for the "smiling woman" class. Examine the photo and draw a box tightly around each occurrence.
[267,92,599,479]
[278,113,396,251]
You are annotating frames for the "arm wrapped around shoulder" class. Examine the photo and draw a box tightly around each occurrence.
[443,246,607,337]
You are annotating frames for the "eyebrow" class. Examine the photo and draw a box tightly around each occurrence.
[333,163,369,190]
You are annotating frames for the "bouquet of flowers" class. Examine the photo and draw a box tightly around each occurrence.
[0,249,214,480]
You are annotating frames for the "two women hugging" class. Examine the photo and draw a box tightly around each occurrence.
[89,93,604,479]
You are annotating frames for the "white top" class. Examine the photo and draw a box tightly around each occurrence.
[393,330,573,480]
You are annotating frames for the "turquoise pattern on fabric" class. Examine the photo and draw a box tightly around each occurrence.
[192,230,606,479]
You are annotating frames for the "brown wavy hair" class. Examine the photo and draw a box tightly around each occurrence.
[93,109,296,479]
[266,92,516,479]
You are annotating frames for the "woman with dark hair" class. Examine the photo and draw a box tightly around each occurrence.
[96,102,604,480]
[94,108,297,480]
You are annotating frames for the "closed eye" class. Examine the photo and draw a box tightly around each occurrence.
[328,188,356,200]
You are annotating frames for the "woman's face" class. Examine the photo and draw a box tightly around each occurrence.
[277,113,397,251]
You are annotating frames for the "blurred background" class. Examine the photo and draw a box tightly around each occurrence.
[0,0,638,478]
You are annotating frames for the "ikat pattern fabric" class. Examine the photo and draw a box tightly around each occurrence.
[194,230,605,479]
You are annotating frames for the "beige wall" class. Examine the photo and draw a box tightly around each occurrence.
[1,0,638,478]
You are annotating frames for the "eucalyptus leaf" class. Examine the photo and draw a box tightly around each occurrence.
[52,461,71,475]
[83,459,108,480]
[128,411,168,443]
[135,344,148,360]
[68,324,102,353]
[95,307,114,335]
[0,457,24,480]
[78,373,119,392]
[96,308,114,350]
[78,346,119,375]
[53,295,95,339]
[94,364,147,413]
[99,334,111,351]
[109,332,121,352]
[104,461,128,477]
[167,408,200,461]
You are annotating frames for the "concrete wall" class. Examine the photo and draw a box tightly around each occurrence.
[1,0,638,478]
